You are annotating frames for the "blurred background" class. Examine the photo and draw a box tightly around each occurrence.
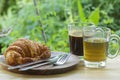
[0,0,120,54]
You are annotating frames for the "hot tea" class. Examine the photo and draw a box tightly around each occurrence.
[83,26,120,68]
[84,38,108,62]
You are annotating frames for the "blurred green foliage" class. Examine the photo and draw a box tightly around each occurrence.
[0,0,120,54]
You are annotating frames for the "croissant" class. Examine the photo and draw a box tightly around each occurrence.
[4,38,51,66]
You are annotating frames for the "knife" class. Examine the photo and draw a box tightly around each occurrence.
[18,55,61,71]
[8,55,61,70]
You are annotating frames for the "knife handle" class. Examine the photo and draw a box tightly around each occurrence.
[8,59,48,70]
[18,61,51,71]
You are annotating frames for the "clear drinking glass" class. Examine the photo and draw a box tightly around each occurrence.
[83,26,120,68]
[68,22,83,57]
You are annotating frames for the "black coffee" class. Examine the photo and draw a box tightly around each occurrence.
[69,32,83,56]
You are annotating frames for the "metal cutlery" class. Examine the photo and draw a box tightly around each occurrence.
[8,54,61,70]
[54,53,71,66]
[18,53,70,71]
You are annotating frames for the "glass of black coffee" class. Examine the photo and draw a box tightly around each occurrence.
[68,22,83,56]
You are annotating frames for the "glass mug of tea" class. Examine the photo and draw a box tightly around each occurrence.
[83,26,120,68]
[68,22,84,57]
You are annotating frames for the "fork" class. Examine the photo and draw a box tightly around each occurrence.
[18,53,71,71]
[54,53,71,66]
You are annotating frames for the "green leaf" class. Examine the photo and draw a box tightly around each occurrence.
[88,7,100,25]
[77,0,86,22]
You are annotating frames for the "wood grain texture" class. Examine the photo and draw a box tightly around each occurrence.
[0,52,80,75]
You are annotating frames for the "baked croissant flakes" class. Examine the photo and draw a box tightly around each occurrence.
[4,38,51,66]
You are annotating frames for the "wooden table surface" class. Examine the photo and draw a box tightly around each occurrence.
[0,55,120,80]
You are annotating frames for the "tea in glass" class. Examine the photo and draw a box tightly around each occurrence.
[84,38,108,62]
[83,26,120,68]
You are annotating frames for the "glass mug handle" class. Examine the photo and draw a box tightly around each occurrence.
[95,28,104,37]
[108,34,120,58]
